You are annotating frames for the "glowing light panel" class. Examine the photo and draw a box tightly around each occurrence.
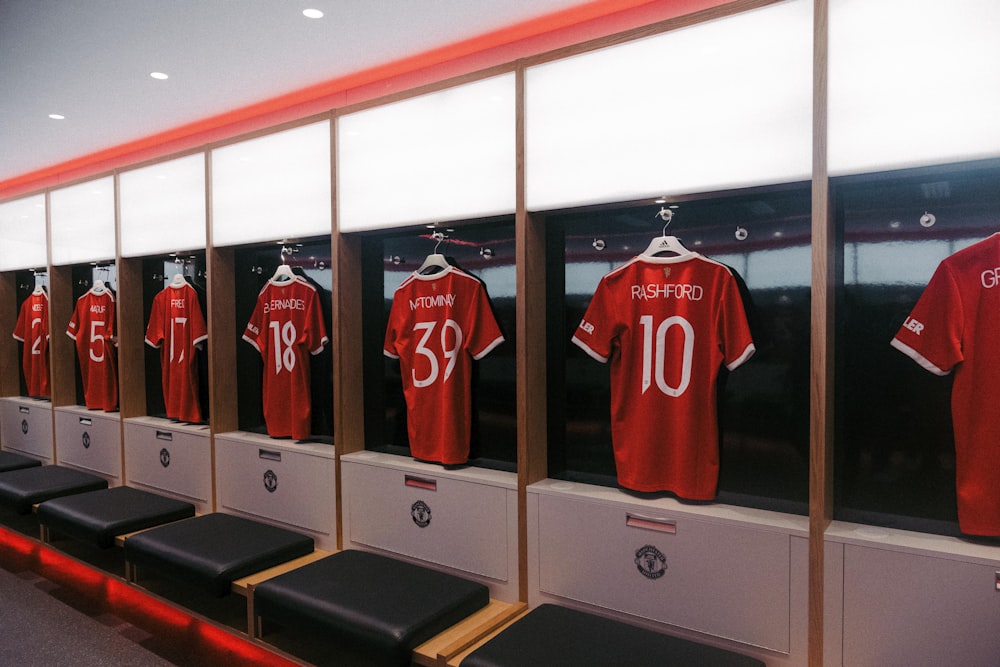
[525,0,812,210]
[338,73,516,232]
[0,194,47,270]
[120,153,206,257]
[50,176,115,265]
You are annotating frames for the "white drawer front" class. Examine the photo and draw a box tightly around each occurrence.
[537,493,790,653]
[844,544,1000,666]
[124,421,211,506]
[216,438,335,538]
[54,409,121,478]
[344,460,509,582]
[1,398,53,461]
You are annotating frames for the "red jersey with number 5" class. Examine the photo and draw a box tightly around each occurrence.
[891,232,1000,536]
[66,288,118,411]
[571,254,755,499]
[13,291,50,397]
[145,282,208,423]
[243,276,328,440]
[384,265,505,465]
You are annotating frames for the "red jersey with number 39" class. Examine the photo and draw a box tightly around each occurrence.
[66,289,118,411]
[13,291,50,397]
[572,254,755,499]
[384,266,505,465]
[243,276,328,441]
[145,283,208,423]
[891,233,1000,536]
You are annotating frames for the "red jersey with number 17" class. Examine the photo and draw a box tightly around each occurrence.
[243,276,328,441]
[66,288,118,411]
[145,282,208,423]
[384,265,505,465]
[891,232,1000,536]
[572,253,755,499]
[12,290,50,397]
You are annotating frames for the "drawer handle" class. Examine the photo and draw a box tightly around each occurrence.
[79,417,92,426]
[259,449,282,462]
[155,430,173,441]
[626,513,677,535]
[996,571,1000,592]
[18,406,29,414]
[405,475,437,491]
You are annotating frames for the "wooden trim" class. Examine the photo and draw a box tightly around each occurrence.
[204,111,333,154]
[114,147,209,178]
[809,0,832,665]
[115,256,146,419]
[0,272,18,397]
[47,263,76,408]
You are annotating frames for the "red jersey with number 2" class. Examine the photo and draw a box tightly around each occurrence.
[13,291,50,397]
[66,288,118,411]
[572,254,755,499]
[384,266,504,465]
[145,282,208,423]
[243,276,328,441]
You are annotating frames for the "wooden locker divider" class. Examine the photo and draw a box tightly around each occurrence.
[47,264,76,409]
[0,272,18,398]
[115,257,146,419]
[206,245,237,435]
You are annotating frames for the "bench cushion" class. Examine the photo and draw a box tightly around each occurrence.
[254,549,490,667]
[0,465,108,514]
[123,512,314,597]
[37,486,196,549]
[461,604,766,667]
[0,450,42,473]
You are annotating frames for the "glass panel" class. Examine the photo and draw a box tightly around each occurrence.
[525,0,812,211]
[829,0,1000,175]
[338,74,516,231]
[212,121,332,247]
[50,176,116,265]
[0,194,47,271]
[120,153,206,256]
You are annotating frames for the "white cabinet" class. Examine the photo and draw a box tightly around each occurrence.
[214,431,336,550]
[0,397,53,462]
[341,451,518,601]
[123,416,212,513]
[54,405,121,482]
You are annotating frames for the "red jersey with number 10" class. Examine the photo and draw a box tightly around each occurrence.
[572,253,755,499]
[66,288,118,411]
[243,276,328,441]
[384,265,505,465]
[145,282,208,423]
[12,290,50,397]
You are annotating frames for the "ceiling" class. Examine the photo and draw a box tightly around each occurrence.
[0,0,600,186]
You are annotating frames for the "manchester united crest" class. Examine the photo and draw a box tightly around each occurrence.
[411,500,432,528]
[634,544,667,580]
[263,469,278,493]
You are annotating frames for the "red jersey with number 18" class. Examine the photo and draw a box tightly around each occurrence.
[243,276,328,441]
[145,282,208,423]
[12,290,50,398]
[572,253,755,499]
[384,265,505,465]
[66,288,118,411]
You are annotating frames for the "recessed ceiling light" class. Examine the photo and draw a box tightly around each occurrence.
[150,72,169,80]
[302,8,323,18]
[48,113,65,120]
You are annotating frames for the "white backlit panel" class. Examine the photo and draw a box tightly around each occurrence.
[525,0,812,211]
[212,121,331,246]
[0,195,47,271]
[339,73,516,232]
[120,153,206,256]
[50,176,115,265]
[830,0,1000,175]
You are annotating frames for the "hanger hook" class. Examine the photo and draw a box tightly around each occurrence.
[431,230,447,254]
[656,206,674,235]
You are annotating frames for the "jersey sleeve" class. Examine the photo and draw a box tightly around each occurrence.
[12,299,28,342]
[891,262,963,376]
[383,292,403,359]
[304,288,329,355]
[144,292,165,348]
[189,290,208,347]
[720,274,756,371]
[571,277,617,363]
[66,300,81,340]
[242,290,267,355]
[467,282,504,360]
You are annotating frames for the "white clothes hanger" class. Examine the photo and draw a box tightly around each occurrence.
[170,272,186,288]
[32,273,46,295]
[418,231,451,275]
[272,263,296,282]
[640,207,693,259]
[91,279,106,294]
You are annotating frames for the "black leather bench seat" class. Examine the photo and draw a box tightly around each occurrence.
[0,450,42,473]
[123,512,314,597]
[0,465,108,514]
[461,604,767,667]
[37,486,196,549]
[254,549,490,667]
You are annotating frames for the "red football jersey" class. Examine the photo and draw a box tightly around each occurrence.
[66,288,118,411]
[145,282,208,423]
[12,290,50,397]
[243,276,328,440]
[891,232,1000,536]
[572,253,755,499]
[383,265,505,465]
